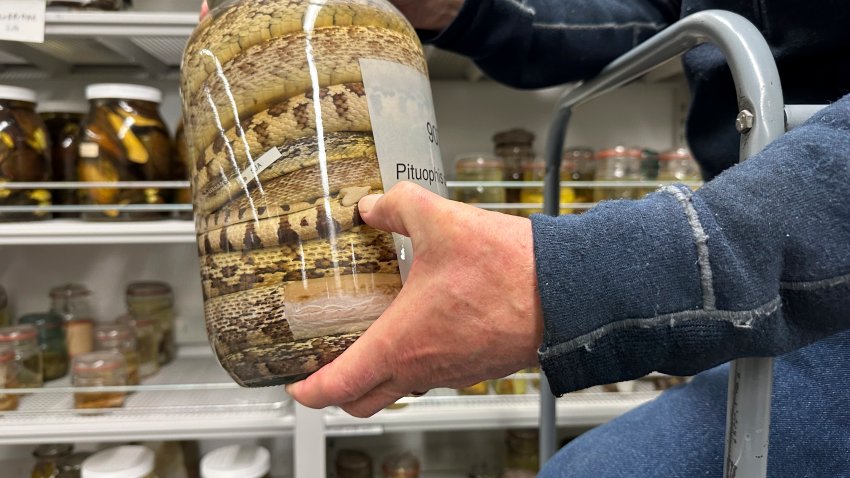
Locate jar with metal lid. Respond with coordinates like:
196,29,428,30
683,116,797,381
493,129,535,212
172,121,193,220
562,147,596,205
72,351,127,410
0,344,19,411
126,281,175,366
659,148,702,182
336,449,373,478
82,446,157,478
94,323,140,385
0,85,52,222
57,452,91,478
118,314,159,378
382,451,420,478
39,101,89,218
49,284,95,358
504,429,538,473
78,84,171,221
453,154,506,205
593,146,643,201
47,0,124,10
32,444,74,478
518,159,577,217
200,445,271,478
0,325,43,388
18,313,68,381
0,285,8,327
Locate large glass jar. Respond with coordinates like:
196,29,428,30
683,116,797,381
172,120,193,220
32,444,74,478
71,351,127,410
47,0,124,10
453,154,506,205
0,325,43,388
49,284,95,358
562,147,596,205
118,314,159,379
182,0,444,386
94,323,140,385
0,85,51,222
659,148,702,182
78,84,171,221
39,101,88,218
200,445,271,478
126,281,175,366
18,312,68,381
336,449,373,478
0,285,8,327
0,345,19,411
593,146,643,201
82,446,157,478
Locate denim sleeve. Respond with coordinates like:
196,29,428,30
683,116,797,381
423,0,680,88
533,95,850,395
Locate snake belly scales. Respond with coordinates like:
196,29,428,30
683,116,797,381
183,0,424,386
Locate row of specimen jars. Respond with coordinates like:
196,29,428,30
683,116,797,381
0,84,192,223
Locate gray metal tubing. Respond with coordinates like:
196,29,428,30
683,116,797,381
538,375,557,461
786,105,826,131
541,10,786,478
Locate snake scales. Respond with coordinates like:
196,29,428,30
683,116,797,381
182,0,423,386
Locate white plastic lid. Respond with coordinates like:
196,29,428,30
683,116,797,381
201,445,271,478
0,85,37,103
82,446,155,478
85,83,162,103
37,100,89,115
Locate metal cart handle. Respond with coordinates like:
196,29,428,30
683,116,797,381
541,10,785,478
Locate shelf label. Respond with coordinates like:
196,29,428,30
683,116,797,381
0,1,46,43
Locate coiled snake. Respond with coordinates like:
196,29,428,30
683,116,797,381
182,0,422,386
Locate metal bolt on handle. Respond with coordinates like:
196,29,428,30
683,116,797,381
736,109,755,133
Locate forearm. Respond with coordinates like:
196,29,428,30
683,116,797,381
534,95,850,394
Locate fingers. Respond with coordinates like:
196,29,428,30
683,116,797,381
358,181,441,237
200,1,209,19
339,382,408,418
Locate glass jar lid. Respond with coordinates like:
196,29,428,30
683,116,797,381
94,323,134,341
34,443,74,459
37,100,89,115
563,147,594,160
0,85,37,103
126,281,173,297
72,351,126,373
49,284,91,300
660,148,693,161
455,153,505,172
201,445,271,478
85,84,163,104
493,128,535,146
0,324,38,342
595,146,642,160
82,446,155,478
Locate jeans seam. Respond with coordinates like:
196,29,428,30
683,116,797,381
779,271,850,291
504,0,535,16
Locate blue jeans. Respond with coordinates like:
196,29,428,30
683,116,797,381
540,330,850,477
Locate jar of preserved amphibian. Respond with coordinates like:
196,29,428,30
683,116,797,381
453,154,506,205
659,148,701,182
0,325,43,388
118,315,159,378
0,345,19,411
72,351,127,410
78,84,170,221
18,312,68,381
49,284,95,358
0,85,51,222
182,0,446,387
82,446,156,478
94,323,140,385
47,0,123,11
382,452,420,478
200,445,271,478
593,146,643,201
336,449,373,478
0,285,8,327
39,101,88,217
32,444,74,478
126,281,175,366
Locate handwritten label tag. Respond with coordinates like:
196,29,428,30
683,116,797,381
239,147,283,184
0,1,47,43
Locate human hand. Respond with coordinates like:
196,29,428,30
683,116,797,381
387,0,464,31
200,1,208,20
286,182,544,417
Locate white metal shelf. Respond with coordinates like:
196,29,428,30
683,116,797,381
0,219,195,245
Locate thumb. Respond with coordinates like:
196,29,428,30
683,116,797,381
358,182,440,238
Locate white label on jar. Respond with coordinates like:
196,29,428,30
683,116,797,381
360,59,447,281
239,147,283,185
79,142,99,158
0,1,46,43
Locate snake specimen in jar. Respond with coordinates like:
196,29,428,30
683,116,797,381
182,0,426,386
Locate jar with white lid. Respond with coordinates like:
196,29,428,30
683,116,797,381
39,100,89,217
82,446,156,478
78,83,171,221
0,85,51,222
200,445,271,478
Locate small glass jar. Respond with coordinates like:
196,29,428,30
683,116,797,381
32,444,74,478
382,452,420,478
518,159,577,217
593,146,643,201
46,0,124,10
0,85,51,222
72,351,127,410
457,381,489,396
493,129,535,212
453,154,506,205
336,450,373,478
505,430,539,473
18,313,68,381
49,284,95,358
78,84,171,221
57,452,91,478
0,345,19,411
0,325,43,388
39,101,88,217
0,285,8,327
82,446,157,478
172,121,193,220
126,281,175,366
94,323,140,385
659,148,702,182
118,315,160,378
200,445,271,478
562,147,596,205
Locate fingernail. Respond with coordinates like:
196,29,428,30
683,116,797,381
285,384,296,396
358,194,381,215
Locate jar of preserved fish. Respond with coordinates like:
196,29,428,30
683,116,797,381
39,101,89,218
18,312,68,381
0,85,51,222
0,325,43,388
78,84,171,221
72,351,127,410
118,314,159,379
94,323,140,385
182,0,446,386
0,345,19,411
